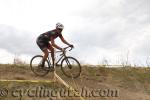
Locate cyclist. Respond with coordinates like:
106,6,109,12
36,23,74,69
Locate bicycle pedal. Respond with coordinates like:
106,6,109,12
49,67,54,72
43,67,50,71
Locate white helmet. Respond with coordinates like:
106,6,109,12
56,23,64,29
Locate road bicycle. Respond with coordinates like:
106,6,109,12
30,46,81,78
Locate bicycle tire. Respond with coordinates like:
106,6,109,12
30,55,50,76
61,56,81,78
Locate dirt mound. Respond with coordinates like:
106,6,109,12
0,64,150,100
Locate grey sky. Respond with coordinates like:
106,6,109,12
0,0,150,65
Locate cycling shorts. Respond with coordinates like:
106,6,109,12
36,35,50,51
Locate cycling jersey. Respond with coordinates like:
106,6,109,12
36,29,62,51
39,29,62,42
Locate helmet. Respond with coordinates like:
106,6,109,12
56,23,64,29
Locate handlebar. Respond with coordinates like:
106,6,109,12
49,46,74,53
64,46,73,51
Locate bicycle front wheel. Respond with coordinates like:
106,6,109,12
30,55,50,76
61,57,81,78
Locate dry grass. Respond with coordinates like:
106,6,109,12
0,64,150,100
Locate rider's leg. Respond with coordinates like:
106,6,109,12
36,39,49,67
41,49,49,67
48,44,55,67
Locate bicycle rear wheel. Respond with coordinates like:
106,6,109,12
30,55,50,76
61,57,81,78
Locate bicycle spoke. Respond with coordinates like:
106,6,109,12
61,57,81,78
30,55,50,76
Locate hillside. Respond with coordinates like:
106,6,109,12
0,64,150,100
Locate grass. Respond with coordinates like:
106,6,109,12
0,64,150,100
0,81,65,100
82,65,150,94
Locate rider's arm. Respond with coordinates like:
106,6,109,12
59,35,72,46
50,37,62,50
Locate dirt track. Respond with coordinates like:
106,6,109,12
0,64,150,100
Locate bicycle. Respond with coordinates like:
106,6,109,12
30,46,81,78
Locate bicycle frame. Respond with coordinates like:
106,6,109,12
30,46,81,78
47,49,68,67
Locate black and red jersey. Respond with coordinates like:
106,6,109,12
39,29,62,42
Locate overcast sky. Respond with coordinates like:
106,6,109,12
0,0,150,66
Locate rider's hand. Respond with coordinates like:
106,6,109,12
69,44,74,48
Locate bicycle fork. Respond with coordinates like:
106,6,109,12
65,58,72,69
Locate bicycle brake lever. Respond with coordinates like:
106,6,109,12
69,47,73,51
